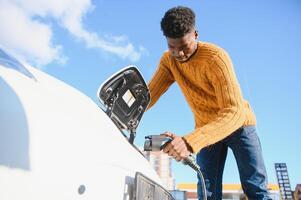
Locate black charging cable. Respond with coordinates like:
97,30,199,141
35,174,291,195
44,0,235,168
182,155,207,200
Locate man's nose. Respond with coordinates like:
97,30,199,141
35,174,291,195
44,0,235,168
174,50,184,57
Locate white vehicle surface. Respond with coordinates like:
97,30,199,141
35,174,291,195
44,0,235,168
0,48,172,200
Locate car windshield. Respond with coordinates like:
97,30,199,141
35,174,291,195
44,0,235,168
0,48,35,80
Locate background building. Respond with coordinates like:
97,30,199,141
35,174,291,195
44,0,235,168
294,184,301,200
143,150,175,190
176,183,280,200
170,190,187,200
274,163,294,199
141,153,297,200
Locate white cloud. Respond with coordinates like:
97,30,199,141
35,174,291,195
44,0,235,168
0,0,144,67
0,1,65,66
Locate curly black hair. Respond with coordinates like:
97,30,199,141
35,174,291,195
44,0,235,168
161,6,195,38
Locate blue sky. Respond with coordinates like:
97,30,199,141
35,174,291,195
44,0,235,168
1,0,300,188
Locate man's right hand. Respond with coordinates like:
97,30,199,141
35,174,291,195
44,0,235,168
161,132,192,161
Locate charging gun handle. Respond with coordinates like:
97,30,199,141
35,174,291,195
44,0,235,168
182,154,200,171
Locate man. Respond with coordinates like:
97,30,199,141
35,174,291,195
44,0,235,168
147,6,271,200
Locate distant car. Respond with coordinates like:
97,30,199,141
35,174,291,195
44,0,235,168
0,48,173,200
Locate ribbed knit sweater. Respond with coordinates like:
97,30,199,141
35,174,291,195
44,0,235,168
148,42,256,153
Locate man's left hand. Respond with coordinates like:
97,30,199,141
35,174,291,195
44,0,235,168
162,132,192,161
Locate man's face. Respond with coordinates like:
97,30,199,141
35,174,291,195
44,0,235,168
166,30,198,62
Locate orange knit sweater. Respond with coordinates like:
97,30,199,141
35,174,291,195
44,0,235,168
147,42,256,153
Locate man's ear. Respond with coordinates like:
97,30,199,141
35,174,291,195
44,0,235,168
195,30,199,39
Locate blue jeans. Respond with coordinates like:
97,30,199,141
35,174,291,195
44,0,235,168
196,126,271,200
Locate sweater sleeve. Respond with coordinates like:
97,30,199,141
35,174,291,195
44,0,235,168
147,54,175,110
183,51,246,153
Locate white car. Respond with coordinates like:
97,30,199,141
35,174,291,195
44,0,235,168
0,48,173,200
